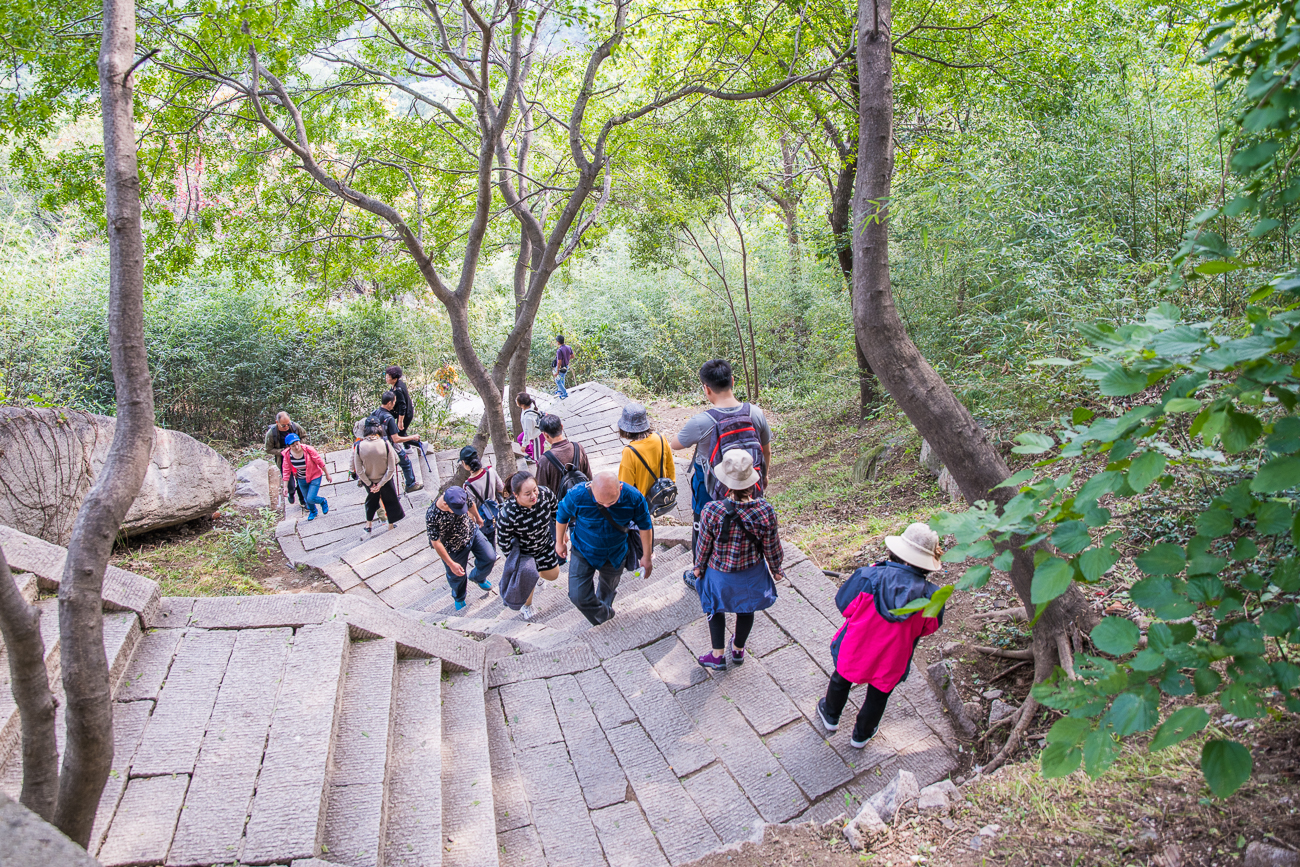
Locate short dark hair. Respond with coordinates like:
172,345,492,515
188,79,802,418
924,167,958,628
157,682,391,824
516,392,535,408
556,334,565,344
385,365,403,380
381,390,396,406
364,420,384,436
699,359,733,392
539,414,563,437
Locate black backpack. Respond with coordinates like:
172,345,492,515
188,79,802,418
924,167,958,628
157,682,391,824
545,442,590,499
706,403,766,500
628,435,678,517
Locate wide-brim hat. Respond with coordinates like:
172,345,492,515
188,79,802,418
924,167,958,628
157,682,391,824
615,403,651,434
714,448,761,490
885,522,942,572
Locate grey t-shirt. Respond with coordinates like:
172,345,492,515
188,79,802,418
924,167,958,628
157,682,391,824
676,403,772,474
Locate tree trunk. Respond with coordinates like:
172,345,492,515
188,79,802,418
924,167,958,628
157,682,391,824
851,0,1089,694
827,126,878,416
53,0,157,844
0,549,58,821
507,231,533,434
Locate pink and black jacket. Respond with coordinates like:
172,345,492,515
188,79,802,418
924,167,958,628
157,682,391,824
830,560,944,692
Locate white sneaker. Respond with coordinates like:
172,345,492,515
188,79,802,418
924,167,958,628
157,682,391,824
520,604,535,621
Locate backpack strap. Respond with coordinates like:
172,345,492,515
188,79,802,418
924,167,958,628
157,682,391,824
596,503,627,534
544,451,567,473
628,439,661,482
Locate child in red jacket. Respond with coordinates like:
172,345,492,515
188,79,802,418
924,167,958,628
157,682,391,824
817,523,945,747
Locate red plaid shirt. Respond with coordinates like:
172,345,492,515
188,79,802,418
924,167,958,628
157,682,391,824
695,498,784,574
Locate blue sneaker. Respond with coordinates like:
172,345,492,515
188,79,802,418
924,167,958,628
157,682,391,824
307,512,318,522
454,599,467,611
321,500,329,515
477,580,493,592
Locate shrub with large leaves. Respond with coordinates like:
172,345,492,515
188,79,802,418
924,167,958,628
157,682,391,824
937,0,1300,798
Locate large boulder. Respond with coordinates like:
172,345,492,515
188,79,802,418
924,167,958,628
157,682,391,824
0,407,235,545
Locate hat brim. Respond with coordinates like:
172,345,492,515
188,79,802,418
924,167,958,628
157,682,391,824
714,466,761,490
885,535,942,572
615,419,651,433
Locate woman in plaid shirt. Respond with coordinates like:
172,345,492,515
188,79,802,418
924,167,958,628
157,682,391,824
689,449,784,670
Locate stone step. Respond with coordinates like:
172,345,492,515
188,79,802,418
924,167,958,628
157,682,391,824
385,658,443,867
441,668,499,867
0,598,63,768
323,638,399,867
242,622,351,864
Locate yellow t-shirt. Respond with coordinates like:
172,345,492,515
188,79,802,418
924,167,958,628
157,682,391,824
618,433,677,500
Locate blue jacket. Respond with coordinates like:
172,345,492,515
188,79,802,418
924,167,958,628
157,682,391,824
556,482,653,569
836,559,943,626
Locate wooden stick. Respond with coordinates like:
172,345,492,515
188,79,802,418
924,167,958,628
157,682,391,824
989,660,1031,682
972,645,1034,660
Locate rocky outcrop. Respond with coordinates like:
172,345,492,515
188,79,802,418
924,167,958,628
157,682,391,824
0,407,234,545
234,458,272,509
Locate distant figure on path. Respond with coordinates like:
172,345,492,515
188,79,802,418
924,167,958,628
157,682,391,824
554,472,653,625
461,444,505,547
671,359,772,558
515,392,545,467
279,433,333,521
496,470,561,621
373,391,423,492
690,449,782,671
616,402,677,516
817,523,945,748
552,334,574,399
354,419,405,537
536,414,591,498
426,486,496,611
385,365,415,435
265,411,306,505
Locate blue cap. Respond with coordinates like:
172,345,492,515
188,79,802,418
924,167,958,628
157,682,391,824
443,486,469,515
283,433,300,446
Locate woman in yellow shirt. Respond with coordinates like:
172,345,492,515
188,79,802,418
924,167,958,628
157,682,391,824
616,403,678,516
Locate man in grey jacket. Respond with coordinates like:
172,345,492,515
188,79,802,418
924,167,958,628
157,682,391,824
265,412,307,505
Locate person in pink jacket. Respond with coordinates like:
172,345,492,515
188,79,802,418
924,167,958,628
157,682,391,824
817,523,945,748
280,433,334,521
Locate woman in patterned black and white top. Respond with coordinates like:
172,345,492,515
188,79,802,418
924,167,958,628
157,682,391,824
496,471,560,617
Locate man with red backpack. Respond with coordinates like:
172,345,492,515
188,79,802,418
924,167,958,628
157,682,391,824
670,359,772,561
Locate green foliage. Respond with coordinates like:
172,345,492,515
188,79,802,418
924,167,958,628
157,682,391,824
936,0,1300,798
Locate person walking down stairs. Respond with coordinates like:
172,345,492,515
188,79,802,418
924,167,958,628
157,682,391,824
616,402,678,517
688,449,783,671
555,472,654,626
461,445,505,547
426,486,496,611
536,414,591,497
515,392,546,469
354,419,405,538
279,433,333,521
817,522,946,749
496,470,561,621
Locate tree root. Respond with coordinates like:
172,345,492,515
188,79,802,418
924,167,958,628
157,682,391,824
980,695,1040,775
971,645,1034,660
971,605,1028,623
989,660,1031,683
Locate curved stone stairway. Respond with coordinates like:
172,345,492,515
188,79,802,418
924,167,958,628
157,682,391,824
0,382,958,867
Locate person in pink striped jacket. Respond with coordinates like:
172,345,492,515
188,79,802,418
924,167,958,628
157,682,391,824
280,433,334,521
817,523,946,748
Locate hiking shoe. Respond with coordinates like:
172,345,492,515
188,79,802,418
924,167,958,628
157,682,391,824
321,500,329,515
729,637,745,666
454,599,467,611
849,732,875,749
682,570,698,591
520,603,535,621
407,483,424,493
697,652,727,671
816,698,840,733
477,580,493,592
361,526,373,540
307,512,318,522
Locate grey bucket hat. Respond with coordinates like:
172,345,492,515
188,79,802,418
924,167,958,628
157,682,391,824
616,403,652,434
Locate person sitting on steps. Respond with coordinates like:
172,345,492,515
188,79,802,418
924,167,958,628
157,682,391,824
373,390,423,492
554,472,653,626
425,486,495,612
690,449,783,671
354,419,405,538
817,522,946,748
536,413,591,495
279,433,333,521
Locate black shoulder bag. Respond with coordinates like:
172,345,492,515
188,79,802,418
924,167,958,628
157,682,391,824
629,435,679,517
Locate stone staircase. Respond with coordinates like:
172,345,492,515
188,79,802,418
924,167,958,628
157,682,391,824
0,382,961,867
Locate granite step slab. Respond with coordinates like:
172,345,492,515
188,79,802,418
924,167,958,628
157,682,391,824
98,773,191,867
385,658,444,867
89,699,154,858
512,739,606,866
602,649,712,778
546,674,628,810
441,669,499,867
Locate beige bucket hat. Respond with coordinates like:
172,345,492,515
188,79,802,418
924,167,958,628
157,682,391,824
885,522,942,572
714,448,761,491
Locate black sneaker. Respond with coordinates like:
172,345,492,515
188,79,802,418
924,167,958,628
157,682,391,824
683,570,698,592
816,698,840,733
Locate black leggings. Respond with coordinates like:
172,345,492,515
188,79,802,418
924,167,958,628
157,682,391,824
708,612,754,650
824,671,893,741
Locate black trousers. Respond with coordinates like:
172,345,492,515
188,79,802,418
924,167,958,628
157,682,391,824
364,478,405,524
823,671,893,741
275,452,296,503
708,612,754,650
